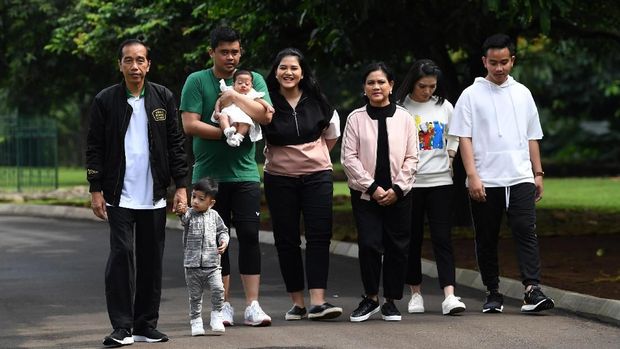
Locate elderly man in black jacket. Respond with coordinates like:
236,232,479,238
86,38,188,348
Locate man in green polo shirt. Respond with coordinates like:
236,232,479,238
180,26,273,327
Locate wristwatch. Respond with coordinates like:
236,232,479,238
534,171,545,177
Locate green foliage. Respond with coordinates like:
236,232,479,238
2,0,620,166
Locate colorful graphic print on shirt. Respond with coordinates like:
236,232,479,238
415,115,445,150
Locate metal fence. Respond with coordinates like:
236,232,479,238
0,118,58,192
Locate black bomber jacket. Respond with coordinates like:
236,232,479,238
86,81,188,206
263,91,333,146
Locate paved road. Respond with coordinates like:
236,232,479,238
0,216,618,349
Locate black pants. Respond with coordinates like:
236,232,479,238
351,189,412,300
105,206,166,331
470,182,541,290
214,181,261,276
264,171,333,292
406,185,456,289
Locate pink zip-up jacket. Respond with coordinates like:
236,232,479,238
341,104,419,201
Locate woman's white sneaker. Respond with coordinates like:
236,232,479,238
442,294,466,315
221,302,234,326
244,300,272,326
408,292,425,313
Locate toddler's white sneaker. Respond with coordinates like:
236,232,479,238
210,310,225,334
190,317,205,336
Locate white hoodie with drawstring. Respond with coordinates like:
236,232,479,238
449,76,543,188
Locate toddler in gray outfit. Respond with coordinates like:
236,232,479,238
177,177,229,336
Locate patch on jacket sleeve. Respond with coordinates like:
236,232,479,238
152,108,167,121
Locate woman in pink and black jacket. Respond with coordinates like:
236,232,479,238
341,62,419,323
263,48,343,322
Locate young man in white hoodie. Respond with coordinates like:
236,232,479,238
449,34,555,314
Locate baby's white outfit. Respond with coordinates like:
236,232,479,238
211,79,264,142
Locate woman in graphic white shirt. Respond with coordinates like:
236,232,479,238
395,59,466,315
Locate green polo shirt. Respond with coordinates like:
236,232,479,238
180,68,271,183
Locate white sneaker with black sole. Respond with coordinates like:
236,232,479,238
442,294,466,315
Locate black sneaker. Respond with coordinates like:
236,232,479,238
350,296,380,322
132,328,169,343
521,285,555,312
103,328,133,348
381,300,402,321
285,305,307,320
482,290,504,313
308,302,343,320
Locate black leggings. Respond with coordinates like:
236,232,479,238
264,170,333,292
213,181,262,276
406,185,456,289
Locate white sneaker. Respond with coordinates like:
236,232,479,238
221,302,234,326
244,300,272,326
442,294,466,315
190,318,205,336
408,292,425,313
223,126,236,138
210,310,225,334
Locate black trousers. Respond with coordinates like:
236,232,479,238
406,185,456,289
264,171,333,292
214,181,261,276
105,206,166,331
351,190,412,300
470,182,541,291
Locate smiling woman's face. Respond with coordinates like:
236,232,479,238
275,55,303,92
364,69,393,107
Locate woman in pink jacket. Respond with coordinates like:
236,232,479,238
341,62,419,322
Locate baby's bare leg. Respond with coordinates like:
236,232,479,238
235,122,250,136
218,113,231,130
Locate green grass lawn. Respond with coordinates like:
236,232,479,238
334,178,620,213
18,168,619,213
57,167,86,187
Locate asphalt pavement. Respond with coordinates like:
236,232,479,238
0,208,618,349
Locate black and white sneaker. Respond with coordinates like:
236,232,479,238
350,296,380,322
381,300,402,321
132,328,169,343
285,305,307,320
103,328,133,347
521,285,555,312
308,302,343,320
482,290,504,313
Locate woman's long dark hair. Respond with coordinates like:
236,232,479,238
266,48,332,115
395,59,445,106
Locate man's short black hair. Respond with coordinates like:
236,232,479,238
193,177,218,197
210,26,240,49
117,38,150,60
482,34,516,57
